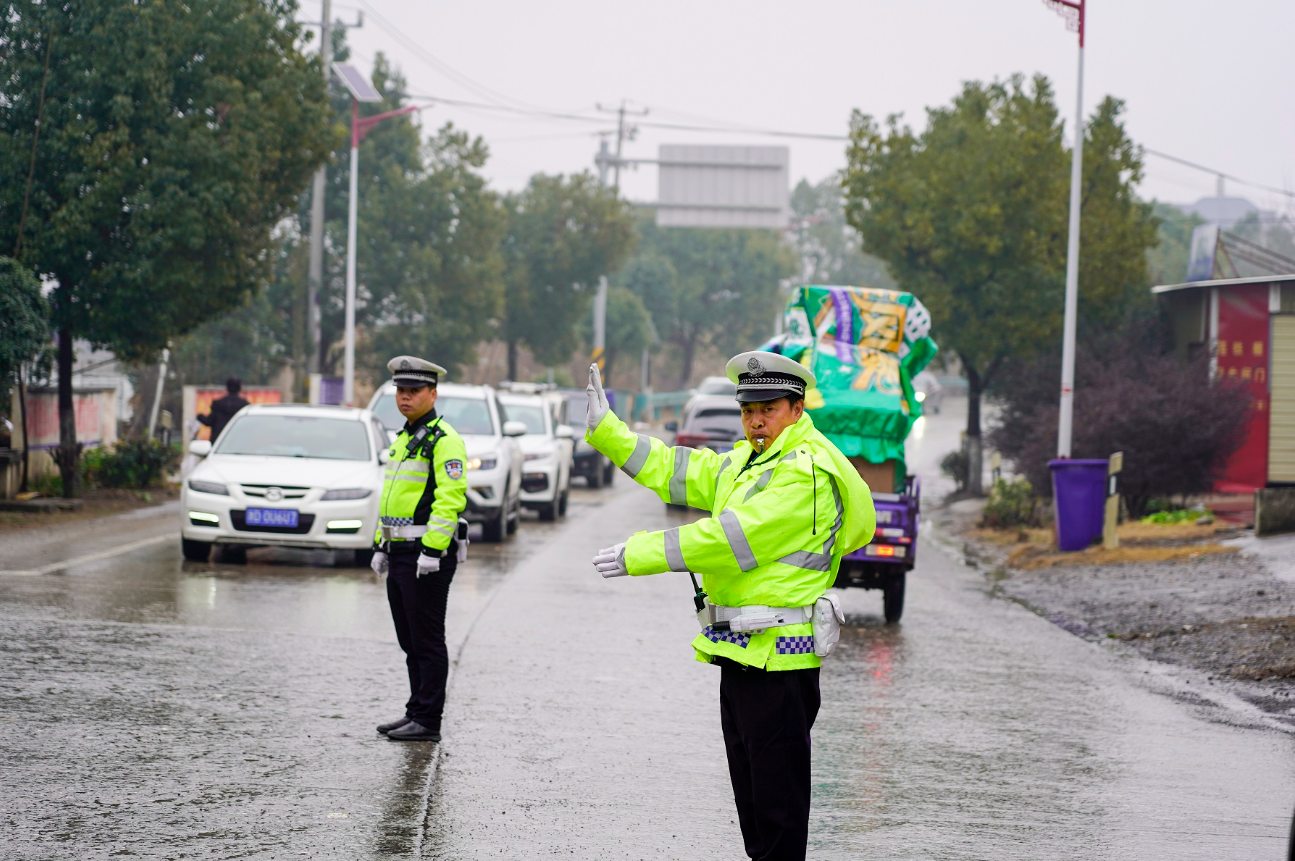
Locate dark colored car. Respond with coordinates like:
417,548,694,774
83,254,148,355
670,395,744,454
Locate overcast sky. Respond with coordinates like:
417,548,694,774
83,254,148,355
319,0,1294,215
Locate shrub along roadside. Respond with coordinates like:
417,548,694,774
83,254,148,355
81,439,179,489
988,344,1250,519
981,477,1046,528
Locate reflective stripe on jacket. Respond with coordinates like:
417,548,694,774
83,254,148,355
375,411,468,552
588,409,875,670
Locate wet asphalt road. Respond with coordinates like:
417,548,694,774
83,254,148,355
2,404,1293,859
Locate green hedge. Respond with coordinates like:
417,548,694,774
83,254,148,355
82,439,179,489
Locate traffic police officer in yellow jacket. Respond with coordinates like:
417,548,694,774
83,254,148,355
588,351,875,861
370,356,468,742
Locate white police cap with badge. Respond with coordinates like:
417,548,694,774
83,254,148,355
725,350,817,404
387,355,447,388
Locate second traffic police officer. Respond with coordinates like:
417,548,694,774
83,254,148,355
370,356,468,742
587,351,875,861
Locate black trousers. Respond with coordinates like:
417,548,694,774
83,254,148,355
719,661,821,861
385,550,456,731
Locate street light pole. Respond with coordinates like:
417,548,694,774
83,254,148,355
1046,0,1085,459
331,63,420,406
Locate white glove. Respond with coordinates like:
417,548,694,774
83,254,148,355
416,551,441,577
587,364,610,430
370,551,388,576
592,543,628,578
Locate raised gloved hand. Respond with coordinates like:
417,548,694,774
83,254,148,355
416,549,442,577
592,543,628,578
370,551,388,576
587,364,610,431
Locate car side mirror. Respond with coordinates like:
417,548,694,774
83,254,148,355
378,449,391,464
664,421,678,433
189,440,212,457
555,424,575,439
503,420,527,437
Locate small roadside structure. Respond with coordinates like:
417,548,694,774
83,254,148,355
1152,274,1295,534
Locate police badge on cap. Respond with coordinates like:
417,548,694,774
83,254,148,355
724,351,816,404
387,356,447,388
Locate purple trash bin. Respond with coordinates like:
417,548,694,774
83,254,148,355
1048,459,1109,551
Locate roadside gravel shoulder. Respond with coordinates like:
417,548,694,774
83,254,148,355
930,499,1295,728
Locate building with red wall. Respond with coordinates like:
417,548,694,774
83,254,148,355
1153,274,1295,492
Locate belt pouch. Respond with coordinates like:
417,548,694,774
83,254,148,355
812,594,845,657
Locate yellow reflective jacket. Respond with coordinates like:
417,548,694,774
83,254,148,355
588,410,875,670
375,410,468,553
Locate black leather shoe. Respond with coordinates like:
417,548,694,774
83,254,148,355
386,720,440,742
377,716,412,735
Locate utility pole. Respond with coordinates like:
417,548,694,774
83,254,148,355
595,101,648,192
1045,0,1085,459
304,5,362,401
590,101,646,383
591,275,608,375
306,0,332,389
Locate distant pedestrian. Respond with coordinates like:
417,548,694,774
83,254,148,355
197,377,249,442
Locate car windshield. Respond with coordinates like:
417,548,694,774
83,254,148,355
686,408,743,438
502,403,547,435
698,378,736,396
215,415,371,460
438,395,496,435
372,392,497,436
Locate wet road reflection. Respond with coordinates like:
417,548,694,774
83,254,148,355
3,413,1293,858
0,492,600,859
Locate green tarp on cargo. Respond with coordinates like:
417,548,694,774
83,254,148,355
777,285,938,472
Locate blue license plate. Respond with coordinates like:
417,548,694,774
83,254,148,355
245,507,299,528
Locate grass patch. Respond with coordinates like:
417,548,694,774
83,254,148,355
1006,542,1238,570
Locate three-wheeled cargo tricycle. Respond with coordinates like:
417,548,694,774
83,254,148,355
763,284,938,623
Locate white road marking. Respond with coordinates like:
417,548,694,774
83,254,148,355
0,534,171,577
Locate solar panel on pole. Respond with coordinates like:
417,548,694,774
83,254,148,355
332,63,382,103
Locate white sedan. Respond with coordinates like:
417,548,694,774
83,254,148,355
180,404,387,564
497,391,574,521
367,382,525,543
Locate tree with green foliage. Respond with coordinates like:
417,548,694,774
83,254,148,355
619,216,797,388
170,51,506,392
1,0,336,496
501,173,636,380
843,75,1157,494
788,177,895,290
0,257,48,397
1145,203,1203,288
348,122,506,377
578,285,654,388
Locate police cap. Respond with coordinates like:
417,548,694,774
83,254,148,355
387,356,446,388
725,350,816,404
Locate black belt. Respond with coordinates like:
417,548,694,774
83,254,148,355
713,656,767,672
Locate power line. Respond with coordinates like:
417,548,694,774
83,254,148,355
404,92,849,141
1143,149,1294,200
338,7,1291,196
351,0,581,116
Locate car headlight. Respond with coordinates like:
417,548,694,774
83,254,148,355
467,455,498,471
524,450,555,462
188,479,229,496
915,391,927,402
321,488,372,500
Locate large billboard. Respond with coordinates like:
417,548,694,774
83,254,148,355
655,145,789,229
